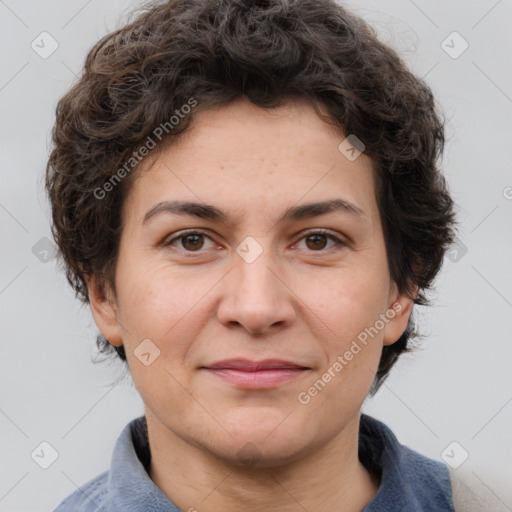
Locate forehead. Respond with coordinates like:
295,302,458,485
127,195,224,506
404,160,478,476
123,97,379,227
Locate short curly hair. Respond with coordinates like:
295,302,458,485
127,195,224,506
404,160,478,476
45,0,456,395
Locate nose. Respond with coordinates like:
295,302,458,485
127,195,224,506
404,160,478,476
216,242,297,335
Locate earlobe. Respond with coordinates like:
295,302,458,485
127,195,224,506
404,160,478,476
85,275,123,347
382,285,417,346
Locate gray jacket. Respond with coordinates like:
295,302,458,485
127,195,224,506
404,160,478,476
53,414,509,511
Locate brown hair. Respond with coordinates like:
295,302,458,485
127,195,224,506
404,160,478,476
45,0,456,395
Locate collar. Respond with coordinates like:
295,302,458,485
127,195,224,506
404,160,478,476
105,413,454,511
359,413,455,511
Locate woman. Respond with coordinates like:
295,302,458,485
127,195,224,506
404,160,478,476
46,0,495,510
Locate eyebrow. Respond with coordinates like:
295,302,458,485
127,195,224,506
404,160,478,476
142,198,367,225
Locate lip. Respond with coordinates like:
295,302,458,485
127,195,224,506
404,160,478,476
203,358,309,371
200,358,311,389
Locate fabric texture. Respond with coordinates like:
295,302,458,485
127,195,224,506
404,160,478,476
54,413,457,511
358,415,455,511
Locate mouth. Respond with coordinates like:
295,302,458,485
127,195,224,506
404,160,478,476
200,358,311,389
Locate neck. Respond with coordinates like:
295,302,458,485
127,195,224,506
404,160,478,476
146,411,379,512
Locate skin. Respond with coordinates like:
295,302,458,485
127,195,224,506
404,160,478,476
88,97,415,512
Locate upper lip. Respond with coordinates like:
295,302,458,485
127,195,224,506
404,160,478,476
201,358,309,371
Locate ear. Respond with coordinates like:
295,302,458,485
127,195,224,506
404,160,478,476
382,283,417,346
85,275,123,347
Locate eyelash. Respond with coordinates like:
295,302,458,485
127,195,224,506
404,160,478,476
164,229,347,255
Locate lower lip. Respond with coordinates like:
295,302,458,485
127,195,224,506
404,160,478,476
202,368,309,389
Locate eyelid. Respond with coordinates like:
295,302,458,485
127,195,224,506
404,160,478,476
292,228,348,251
163,229,218,249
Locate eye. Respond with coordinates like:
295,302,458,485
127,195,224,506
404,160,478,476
294,230,346,252
164,229,347,254
165,230,215,252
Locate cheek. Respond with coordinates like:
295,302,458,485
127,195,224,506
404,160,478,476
300,279,386,421
307,262,390,334
114,263,205,416
300,261,390,390
115,260,204,349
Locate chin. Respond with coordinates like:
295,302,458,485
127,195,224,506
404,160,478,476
216,437,309,470
202,416,313,468
218,405,297,438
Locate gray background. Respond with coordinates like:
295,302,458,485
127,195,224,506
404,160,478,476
1,0,511,510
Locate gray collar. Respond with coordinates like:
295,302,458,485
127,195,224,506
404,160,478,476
101,413,455,511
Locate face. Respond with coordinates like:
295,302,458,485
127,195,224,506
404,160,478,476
89,97,413,467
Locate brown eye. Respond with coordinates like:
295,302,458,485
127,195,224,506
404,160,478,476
305,234,328,250
165,230,215,252
295,230,346,253
181,234,204,251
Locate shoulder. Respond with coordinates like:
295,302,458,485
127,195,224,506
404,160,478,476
360,414,455,511
393,441,456,507
360,414,511,512
53,470,109,512
360,414,452,488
